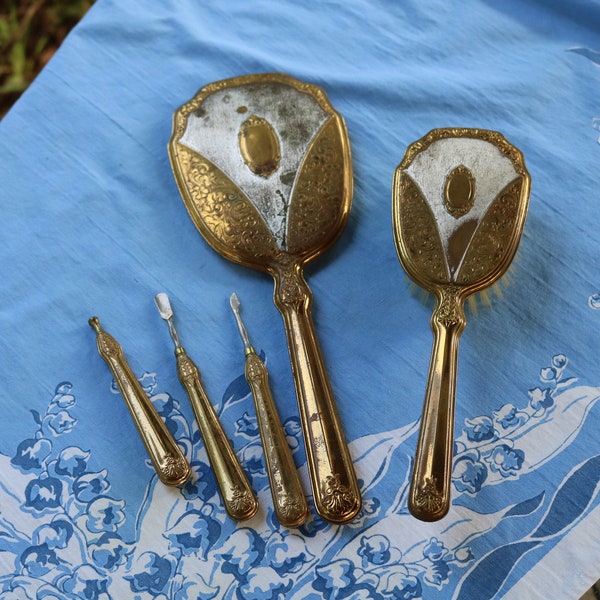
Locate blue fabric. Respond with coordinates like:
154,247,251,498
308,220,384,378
1,0,600,598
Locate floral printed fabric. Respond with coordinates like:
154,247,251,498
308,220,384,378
1,0,600,598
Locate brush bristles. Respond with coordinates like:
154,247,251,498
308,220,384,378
405,260,517,316
467,295,479,317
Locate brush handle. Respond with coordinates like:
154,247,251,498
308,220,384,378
89,317,191,487
273,264,361,524
245,351,309,527
176,348,258,521
408,287,466,521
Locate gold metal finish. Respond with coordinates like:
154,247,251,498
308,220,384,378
230,292,309,527
175,347,258,520
444,165,475,218
238,115,281,178
154,294,258,521
169,73,361,523
88,317,191,487
392,128,530,521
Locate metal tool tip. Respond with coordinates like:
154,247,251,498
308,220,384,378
230,292,253,351
154,293,173,320
229,292,240,311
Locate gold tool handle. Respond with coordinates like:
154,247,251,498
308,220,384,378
245,352,309,527
408,290,466,521
175,348,258,521
273,266,361,524
88,317,191,487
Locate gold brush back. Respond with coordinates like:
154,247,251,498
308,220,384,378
394,128,530,293
393,128,530,521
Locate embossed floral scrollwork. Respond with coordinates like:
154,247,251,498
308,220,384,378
176,353,199,384
286,118,346,255
278,495,309,523
279,273,305,306
95,330,122,360
175,145,279,263
413,477,444,514
321,474,359,518
161,454,190,481
230,486,257,515
245,354,265,384
433,286,465,329
273,260,312,309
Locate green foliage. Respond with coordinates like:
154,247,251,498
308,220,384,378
0,0,94,117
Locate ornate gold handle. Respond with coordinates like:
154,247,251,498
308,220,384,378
272,265,361,524
175,348,258,521
89,317,191,487
245,352,309,527
408,288,466,521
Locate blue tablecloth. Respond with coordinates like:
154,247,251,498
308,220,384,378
1,1,600,598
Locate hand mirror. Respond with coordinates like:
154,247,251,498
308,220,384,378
168,73,361,523
393,128,530,521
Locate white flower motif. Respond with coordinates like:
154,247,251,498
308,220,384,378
85,497,126,533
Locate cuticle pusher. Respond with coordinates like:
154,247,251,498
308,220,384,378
154,293,258,521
